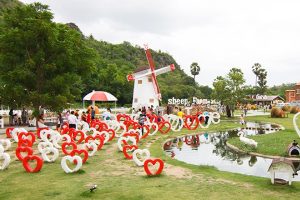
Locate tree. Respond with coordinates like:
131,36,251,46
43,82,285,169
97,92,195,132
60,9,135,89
190,62,200,82
251,63,267,95
0,3,95,112
252,63,261,87
212,68,245,117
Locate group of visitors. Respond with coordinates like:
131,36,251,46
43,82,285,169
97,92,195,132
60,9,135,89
9,108,29,126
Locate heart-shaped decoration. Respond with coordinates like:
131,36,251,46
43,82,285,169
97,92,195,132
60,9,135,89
0,139,11,151
96,131,110,144
105,129,115,141
22,155,43,173
37,127,49,138
18,132,36,145
122,132,140,143
61,142,77,155
147,123,159,136
38,142,54,153
0,153,10,170
70,149,88,164
51,134,62,149
117,136,137,151
133,149,150,166
72,130,86,144
198,112,212,129
158,121,171,134
41,147,59,162
5,127,14,138
61,155,82,173
184,115,200,130
0,145,4,155
40,129,55,143
140,125,150,139
82,142,97,157
11,128,26,142
16,146,33,161
143,158,164,176
85,135,104,150
122,145,138,159
166,115,183,132
17,138,33,147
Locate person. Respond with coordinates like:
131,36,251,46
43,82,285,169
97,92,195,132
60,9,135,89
68,111,77,129
21,108,28,125
102,108,111,120
74,109,79,119
56,112,63,131
81,111,87,122
243,107,248,116
9,109,14,126
138,110,146,135
240,114,245,125
91,107,95,120
177,108,184,126
37,114,47,128
146,107,152,115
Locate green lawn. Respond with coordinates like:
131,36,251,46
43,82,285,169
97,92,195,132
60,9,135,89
0,115,299,200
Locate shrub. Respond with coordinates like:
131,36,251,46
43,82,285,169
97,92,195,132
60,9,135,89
290,106,300,114
271,107,284,118
282,105,291,112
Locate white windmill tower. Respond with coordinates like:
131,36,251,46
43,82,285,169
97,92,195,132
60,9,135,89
127,46,175,109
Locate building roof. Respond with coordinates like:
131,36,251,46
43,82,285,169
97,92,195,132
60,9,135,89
267,157,296,172
252,95,284,102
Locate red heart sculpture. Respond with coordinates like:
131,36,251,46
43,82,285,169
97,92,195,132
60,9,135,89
140,125,150,139
16,146,33,161
144,158,164,176
105,129,115,141
62,142,77,155
36,127,49,138
61,127,69,135
5,127,14,138
22,155,43,173
122,145,138,159
18,132,36,145
18,138,33,147
72,130,85,144
70,149,89,164
158,121,171,134
85,135,104,150
184,115,200,130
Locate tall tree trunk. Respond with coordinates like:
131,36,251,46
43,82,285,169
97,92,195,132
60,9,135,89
226,105,232,118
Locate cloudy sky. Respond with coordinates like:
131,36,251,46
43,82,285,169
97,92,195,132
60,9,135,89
20,0,300,86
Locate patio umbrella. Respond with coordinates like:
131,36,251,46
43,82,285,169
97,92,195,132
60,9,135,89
83,90,118,112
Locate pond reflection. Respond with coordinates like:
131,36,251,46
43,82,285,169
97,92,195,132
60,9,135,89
164,131,300,181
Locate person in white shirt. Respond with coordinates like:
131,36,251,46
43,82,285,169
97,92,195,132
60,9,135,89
68,111,78,129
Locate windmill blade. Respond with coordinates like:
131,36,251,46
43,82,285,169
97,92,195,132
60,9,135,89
127,64,175,81
145,48,161,100
154,64,175,76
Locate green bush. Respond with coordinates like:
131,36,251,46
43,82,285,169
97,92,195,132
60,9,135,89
282,105,291,112
290,106,300,114
271,107,284,118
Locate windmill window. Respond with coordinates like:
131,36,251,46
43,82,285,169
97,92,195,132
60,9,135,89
148,77,152,82
134,98,138,103
297,89,300,94
138,80,142,84
149,99,154,103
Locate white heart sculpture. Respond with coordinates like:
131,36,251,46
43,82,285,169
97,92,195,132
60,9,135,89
293,112,300,138
210,112,221,124
106,120,120,132
78,121,90,133
82,142,97,157
41,147,59,162
115,123,127,138
168,114,184,132
147,123,159,136
61,155,82,173
0,144,4,154
51,134,62,149
38,142,54,153
0,153,10,170
126,129,143,139
117,136,137,151
133,149,151,166
0,139,11,151
40,129,55,143
11,128,27,142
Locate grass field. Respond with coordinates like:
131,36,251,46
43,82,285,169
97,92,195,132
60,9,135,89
0,115,300,200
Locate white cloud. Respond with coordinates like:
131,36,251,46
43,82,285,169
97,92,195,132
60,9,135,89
20,0,300,87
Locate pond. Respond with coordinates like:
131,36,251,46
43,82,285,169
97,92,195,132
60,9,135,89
164,128,300,181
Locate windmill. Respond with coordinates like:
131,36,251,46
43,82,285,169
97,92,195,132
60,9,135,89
127,45,175,109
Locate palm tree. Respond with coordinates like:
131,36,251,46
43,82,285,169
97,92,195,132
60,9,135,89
190,62,200,82
252,63,261,87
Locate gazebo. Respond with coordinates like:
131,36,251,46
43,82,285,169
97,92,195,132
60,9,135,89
83,90,118,111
